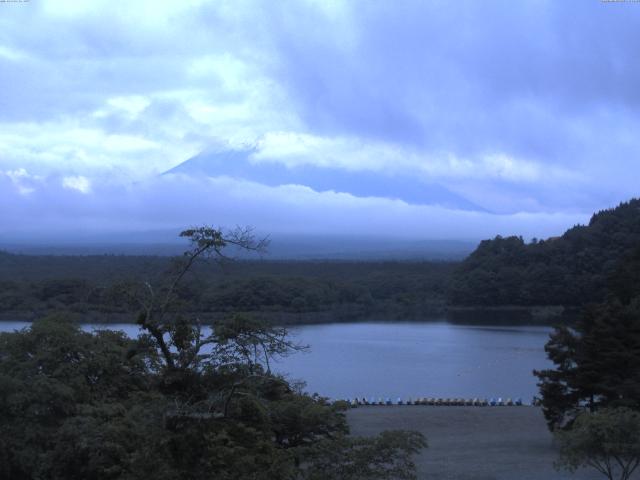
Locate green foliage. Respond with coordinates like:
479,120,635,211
0,256,454,323
534,246,640,430
0,315,425,480
449,199,640,306
0,227,426,479
0,315,160,480
555,408,640,480
300,430,427,480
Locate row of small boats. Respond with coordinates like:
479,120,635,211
346,397,524,407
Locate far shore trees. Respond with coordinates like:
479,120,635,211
449,199,640,308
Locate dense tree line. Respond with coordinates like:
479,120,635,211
449,199,640,307
0,254,454,323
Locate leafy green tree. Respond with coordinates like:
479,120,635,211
534,247,640,430
555,408,640,480
0,226,426,480
0,315,160,480
534,300,640,429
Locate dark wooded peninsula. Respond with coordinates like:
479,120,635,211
2,199,640,325
449,198,640,308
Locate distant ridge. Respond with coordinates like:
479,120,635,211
163,148,487,212
449,198,640,307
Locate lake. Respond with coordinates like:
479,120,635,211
0,321,552,402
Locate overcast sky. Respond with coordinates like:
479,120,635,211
1,0,639,243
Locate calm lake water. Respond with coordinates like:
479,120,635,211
0,321,552,401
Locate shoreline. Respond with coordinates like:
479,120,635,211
0,305,572,326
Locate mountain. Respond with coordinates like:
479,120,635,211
163,148,487,211
448,198,640,307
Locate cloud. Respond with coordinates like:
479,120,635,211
2,168,40,195
254,132,581,182
259,1,640,205
62,175,91,194
0,0,638,240
0,45,29,62
0,171,588,244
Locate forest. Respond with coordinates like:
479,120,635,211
0,253,454,324
1,199,639,325
448,199,640,307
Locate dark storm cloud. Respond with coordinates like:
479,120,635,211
266,1,640,153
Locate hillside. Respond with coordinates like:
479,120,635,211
448,199,640,307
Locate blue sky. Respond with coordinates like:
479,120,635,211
1,1,639,242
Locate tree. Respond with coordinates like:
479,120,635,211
0,226,427,480
534,247,640,430
449,198,640,308
131,226,270,374
0,315,159,480
300,430,426,480
555,408,640,480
